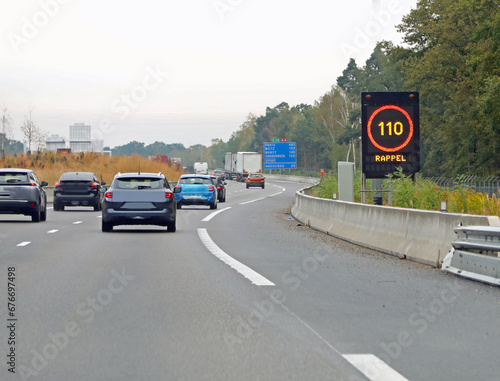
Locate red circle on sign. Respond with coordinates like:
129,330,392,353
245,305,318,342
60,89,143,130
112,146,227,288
367,105,414,152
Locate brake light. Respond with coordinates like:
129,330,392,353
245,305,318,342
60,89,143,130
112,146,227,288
55,181,61,187
30,182,36,186
91,182,99,188
217,186,221,190
105,191,113,198
208,185,215,192
165,192,173,198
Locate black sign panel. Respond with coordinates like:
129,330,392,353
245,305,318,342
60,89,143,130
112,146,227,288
361,92,420,178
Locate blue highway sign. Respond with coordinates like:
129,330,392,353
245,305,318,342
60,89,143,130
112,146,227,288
264,142,297,169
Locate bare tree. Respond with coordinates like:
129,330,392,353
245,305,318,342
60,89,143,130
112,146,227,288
20,108,46,155
1,106,13,158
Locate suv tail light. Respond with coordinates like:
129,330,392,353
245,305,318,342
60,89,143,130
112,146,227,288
165,192,173,198
217,186,221,190
91,182,99,188
105,191,113,199
55,181,61,187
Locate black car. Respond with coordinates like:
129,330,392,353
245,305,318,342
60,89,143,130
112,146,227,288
0,168,48,222
210,175,227,202
101,172,180,232
54,172,105,211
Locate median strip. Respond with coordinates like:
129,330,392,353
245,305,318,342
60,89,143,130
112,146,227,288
197,228,275,286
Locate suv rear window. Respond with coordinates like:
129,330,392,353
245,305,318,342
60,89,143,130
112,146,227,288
0,173,29,184
115,177,163,190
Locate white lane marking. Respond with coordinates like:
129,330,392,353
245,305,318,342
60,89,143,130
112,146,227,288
47,230,59,234
17,242,31,247
343,354,409,381
202,207,232,222
97,215,102,219
197,228,275,286
73,221,83,225
239,197,265,205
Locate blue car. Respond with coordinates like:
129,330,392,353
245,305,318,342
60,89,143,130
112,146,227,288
175,174,217,209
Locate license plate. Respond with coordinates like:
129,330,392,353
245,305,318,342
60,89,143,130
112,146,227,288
184,195,201,199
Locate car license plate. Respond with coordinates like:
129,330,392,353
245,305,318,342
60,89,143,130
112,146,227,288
184,195,200,199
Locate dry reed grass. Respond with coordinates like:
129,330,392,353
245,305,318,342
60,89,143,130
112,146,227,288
0,152,184,185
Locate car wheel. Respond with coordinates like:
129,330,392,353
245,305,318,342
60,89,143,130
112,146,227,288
40,206,47,221
210,201,217,209
31,207,41,222
177,203,182,209
102,221,113,232
94,203,101,211
262,184,265,189
54,203,62,211
246,184,249,189
167,220,176,232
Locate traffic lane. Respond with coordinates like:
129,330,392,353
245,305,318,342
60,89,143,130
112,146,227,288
0,207,105,257
1,195,366,380
205,190,500,381
222,179,287,204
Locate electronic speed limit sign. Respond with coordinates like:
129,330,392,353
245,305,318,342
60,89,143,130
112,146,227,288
361,92,420,178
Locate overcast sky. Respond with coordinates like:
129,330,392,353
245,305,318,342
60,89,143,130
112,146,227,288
1,0,417,149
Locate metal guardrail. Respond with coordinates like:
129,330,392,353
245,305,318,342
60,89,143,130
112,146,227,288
442,225,500,286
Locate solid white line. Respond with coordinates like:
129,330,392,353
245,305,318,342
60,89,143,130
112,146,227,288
17,242,31,247
197,228,275,286
73,221,83,225
202,207,232,222
343,354,409,381
47,230,59,234
239,197,265,205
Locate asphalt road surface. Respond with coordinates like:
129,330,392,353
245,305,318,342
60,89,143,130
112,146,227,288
0,179,498,381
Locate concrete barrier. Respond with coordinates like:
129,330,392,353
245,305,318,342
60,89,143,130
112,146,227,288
291,184,500,267
264,174,320,185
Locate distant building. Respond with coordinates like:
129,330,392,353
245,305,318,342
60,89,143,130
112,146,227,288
46,134,66,152
68,123,104,153
69,123,92,152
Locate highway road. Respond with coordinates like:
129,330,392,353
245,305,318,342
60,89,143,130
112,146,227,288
0,179,499,381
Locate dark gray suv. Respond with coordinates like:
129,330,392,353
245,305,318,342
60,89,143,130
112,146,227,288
101,172,180,232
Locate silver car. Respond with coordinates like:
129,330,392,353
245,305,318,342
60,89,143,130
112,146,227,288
101,172,180,232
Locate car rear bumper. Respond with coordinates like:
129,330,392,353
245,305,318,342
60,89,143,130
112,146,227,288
54,194,100,206
176,194,215,206
247,182,264,187
102,208,176,226
0,200,39,215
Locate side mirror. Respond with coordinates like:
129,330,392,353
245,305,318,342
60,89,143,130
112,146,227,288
41,181,48,187
101,181,106,186
224,182,227,185
173,187,181,193
99,187,107,193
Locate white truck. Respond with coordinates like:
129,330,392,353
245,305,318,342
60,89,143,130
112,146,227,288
224,152,237,180
194,162,208,175
235,152,262,182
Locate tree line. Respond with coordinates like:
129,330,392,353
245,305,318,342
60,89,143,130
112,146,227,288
208,0,500,176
